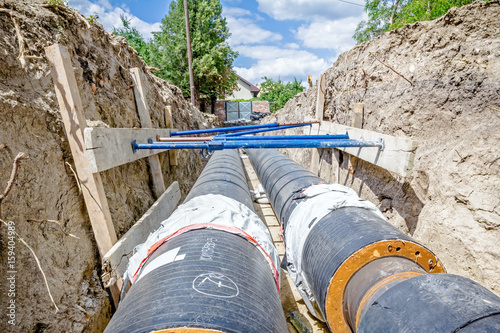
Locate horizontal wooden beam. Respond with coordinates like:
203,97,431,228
102,181,181,287
305,121,417,178
84,127,174,173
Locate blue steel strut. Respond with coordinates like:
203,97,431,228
132,137,384,154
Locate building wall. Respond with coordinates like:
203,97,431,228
226,79,254,100
215,101,225,121
252,101,270,113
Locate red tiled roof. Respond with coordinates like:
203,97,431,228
236,74,260,93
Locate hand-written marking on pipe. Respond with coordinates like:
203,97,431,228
199,237,217,261
192,272,239,298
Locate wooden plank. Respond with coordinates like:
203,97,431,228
102,181,181,287
310,73,327,176
304,121,418,178
351,103,364,128
165,105,173,128
84,127,172,173
348,103,364,175
45,44,117,257
130,67,166,197
315,73,326,120
268,225,283,243
165,105,179,166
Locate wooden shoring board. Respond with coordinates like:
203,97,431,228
45,44,122,304
304,121,418,178
84,127,172,173
165,105,178,166
348,103,364,175
130,67,166,198
239,152,328,332
310,73,326,176
45,44,117,256
102,181,180,287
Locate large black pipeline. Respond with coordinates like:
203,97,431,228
247,148,500,333
105,149,288,333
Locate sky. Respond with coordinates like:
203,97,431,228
67,0,366,86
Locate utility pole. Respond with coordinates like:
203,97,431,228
183,0,196,106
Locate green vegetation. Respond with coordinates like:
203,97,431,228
114,0,238,107
46,0,68,7
257,77,305,112
113,16,157,65
86,12,99,25
354,0,480,43
228,77,305,112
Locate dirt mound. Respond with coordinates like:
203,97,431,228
267,0,500,295
0,1,217,332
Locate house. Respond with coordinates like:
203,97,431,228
203,75,269,121
226,74,260,100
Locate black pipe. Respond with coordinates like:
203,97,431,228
184,149,254,209
105,149,288,333
356,273,500,332
247,148,500,333
248,149,322,225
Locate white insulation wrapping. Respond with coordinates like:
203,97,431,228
285,184,386,320
126,194,280,284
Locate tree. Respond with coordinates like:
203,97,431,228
354,0,479,44
392,0,476,29
154,0,238,109
113,15,157,65
353,0,395,44
258,77,305,112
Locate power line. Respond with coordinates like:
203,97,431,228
338,0,365,7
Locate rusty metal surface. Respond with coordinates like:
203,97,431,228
156,135,214,142
344,257,426,330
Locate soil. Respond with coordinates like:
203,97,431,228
0,0,499,332
0,1,218,332
264,0,500,298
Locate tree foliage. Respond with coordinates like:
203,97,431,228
257,77,305,112
114,0,238,106
113,15,157,65
354,0,479,44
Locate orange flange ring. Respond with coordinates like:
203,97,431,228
153,328,224,333
324,240,445,333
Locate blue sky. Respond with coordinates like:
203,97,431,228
68,0,366,85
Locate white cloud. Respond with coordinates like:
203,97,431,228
295,16,361,52
286,42,300,49
234,45,330,84
224,7,252,17
68,0,161,39
224,7,282,46
226,17,282,46
257,0,363,21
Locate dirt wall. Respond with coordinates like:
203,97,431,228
266,0,500,295
0,1,217,332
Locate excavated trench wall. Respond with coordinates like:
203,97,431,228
265,0,500,296
0,1,217,332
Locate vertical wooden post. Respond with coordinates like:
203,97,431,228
130,68,166,198
45,44,117,256
45,44,121,305
315,74,326,121
310,73,326,176
165,105,173,129
348,103,364,175
165,105,178,166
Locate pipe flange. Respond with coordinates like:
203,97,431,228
153,328,225,333
325,240,445,332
